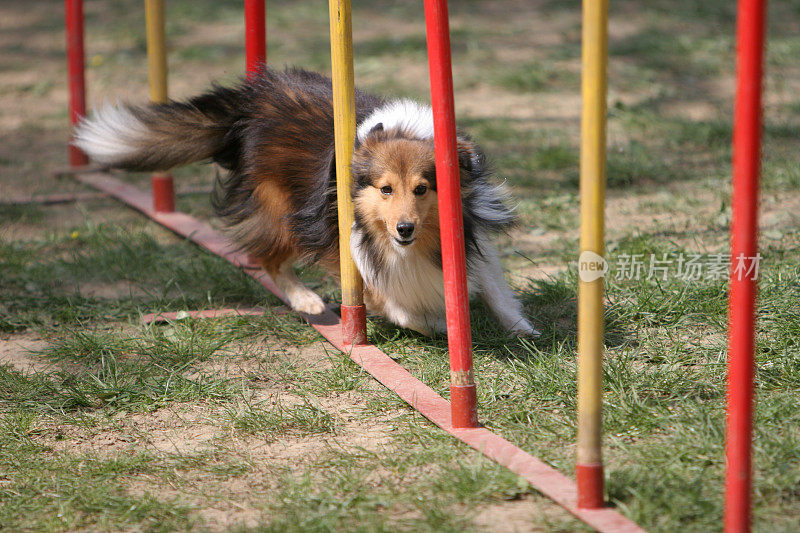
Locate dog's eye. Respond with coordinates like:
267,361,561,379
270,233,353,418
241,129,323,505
380,185,392,195
413,185,427,196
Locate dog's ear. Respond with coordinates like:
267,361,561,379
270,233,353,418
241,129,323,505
350,147,373,191
456,138,483,176
354,122,383,150
327,147,339,185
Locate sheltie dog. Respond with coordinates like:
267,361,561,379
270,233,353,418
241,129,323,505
75,67,536,336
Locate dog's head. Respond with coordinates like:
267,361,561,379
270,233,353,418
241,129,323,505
351,124,481,253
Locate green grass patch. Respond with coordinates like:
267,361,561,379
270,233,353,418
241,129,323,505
0,222,277,330
0,415,195,531
225,398,336,438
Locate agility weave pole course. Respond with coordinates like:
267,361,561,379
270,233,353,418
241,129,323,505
55,0,776,531
4,0,792,530
57,0,774,531
62,0,645,530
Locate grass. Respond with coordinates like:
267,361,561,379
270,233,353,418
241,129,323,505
250,424,565,533
491,61,579,94
357,233,800,530
225,398,337,438
2,0,800,530
0,414,196,531
0,221,284,331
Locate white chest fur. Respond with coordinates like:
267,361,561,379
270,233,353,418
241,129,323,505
350,225,482,333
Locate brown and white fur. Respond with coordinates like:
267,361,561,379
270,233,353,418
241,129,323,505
74,67,536,336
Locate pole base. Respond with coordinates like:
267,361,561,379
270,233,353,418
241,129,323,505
151,173,175,213
450,383,478,428
576,462,605,508
69,145,89,167
341,304,367,346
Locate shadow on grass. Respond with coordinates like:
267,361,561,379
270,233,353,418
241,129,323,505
515,275,633,352
364,273,634,363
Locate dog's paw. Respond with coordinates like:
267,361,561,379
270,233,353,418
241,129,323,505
510,319,541,338
287,288,327,315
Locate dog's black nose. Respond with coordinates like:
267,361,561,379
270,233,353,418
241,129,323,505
396,222,415,239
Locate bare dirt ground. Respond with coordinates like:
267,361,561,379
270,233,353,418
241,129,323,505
1,326,579,531
0,333,52,373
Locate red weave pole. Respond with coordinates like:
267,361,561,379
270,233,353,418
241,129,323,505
243,0,263,270
245,0,266,76
424,0,477,429
65,0,89,167
243,0,265,267
724,0,766,531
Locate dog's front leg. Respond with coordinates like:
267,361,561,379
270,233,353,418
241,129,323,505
475,245,539,336
261,256,327,315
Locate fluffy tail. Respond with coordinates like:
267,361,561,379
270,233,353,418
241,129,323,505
73,85,247,172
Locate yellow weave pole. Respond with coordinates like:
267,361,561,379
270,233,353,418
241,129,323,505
144,0,174,212
145,0,168,103
328,0,366,344
576,0,609,509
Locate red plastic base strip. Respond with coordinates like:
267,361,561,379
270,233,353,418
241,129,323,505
74,171,645,533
